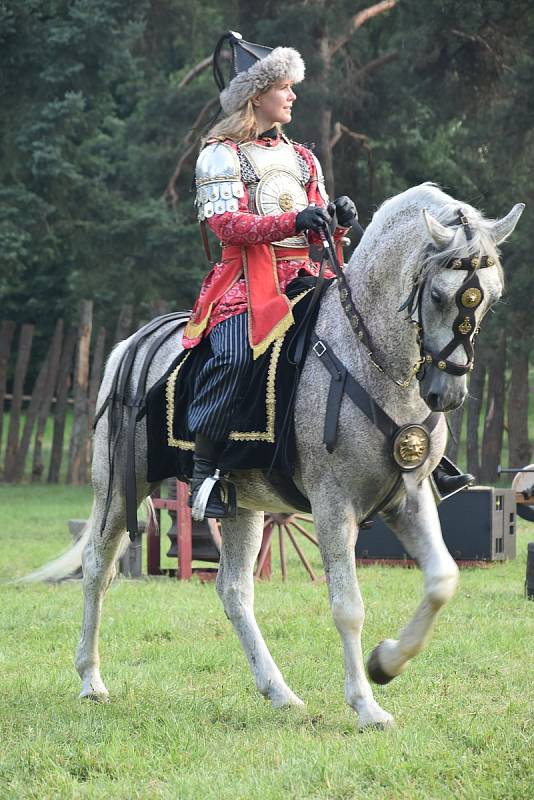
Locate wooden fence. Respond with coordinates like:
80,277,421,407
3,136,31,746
0,301,134,484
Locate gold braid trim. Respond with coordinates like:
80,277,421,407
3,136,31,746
166,352,194,449
182,303,213,340
166,289,311,449
228,335,282,442
251,306,294,360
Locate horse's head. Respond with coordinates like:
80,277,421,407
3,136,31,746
412,202,524,412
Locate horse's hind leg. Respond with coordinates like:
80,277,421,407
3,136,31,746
75,491,128,701
216,509,304,708
312,500,394,729
367,478,459,685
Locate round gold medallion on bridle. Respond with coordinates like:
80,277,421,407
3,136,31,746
393,424,430,471
461,287,482,308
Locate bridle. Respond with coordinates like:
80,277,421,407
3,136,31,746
321,209,497,389
401,210,496,381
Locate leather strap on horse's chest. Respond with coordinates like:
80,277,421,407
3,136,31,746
310,333,441,457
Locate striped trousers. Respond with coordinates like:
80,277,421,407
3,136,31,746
187,312,252,441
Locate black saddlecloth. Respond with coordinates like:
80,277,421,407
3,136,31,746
145,277,332,483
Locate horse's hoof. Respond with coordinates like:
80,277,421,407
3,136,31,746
358,714,395,731
79,680,109,702
80,691,109,703
367,643,395,685
269,690,305,709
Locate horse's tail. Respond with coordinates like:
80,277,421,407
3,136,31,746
13,504,96,584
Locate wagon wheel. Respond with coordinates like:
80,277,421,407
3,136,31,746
512,464,534,523
254,513,321,582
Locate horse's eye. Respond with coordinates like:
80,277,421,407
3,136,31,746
430,288,442,304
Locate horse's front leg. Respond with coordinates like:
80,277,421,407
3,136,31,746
216,509,304,708
313,502,394,729
367,478,459,684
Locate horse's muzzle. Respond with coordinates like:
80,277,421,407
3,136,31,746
420,368,467,412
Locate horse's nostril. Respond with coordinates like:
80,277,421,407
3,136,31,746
427,393,441,410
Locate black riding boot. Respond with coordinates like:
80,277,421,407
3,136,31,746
433,465,475,497
189,434,235,520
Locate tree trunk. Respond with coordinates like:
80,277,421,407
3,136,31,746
67,301,93,484
32,319,64,481
507,336,531,469
114,304,134,344
466,358,486,478
48,326,77,483
317,32,335,196
445,404,464,463
4,324,34,481
480,331,506,483
0,320,16,455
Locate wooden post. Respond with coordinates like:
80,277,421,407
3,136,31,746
146,488,162,575
12,354,49,482
31,319,63,481
67,301,93,484
176,480,192,579
0,320,16,455
48,326,77,483
4,323,34,481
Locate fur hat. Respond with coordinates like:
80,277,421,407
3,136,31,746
213,33,305,115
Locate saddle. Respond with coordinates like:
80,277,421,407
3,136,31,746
145,278,330,515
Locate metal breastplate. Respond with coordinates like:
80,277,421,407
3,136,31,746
238,141,309,248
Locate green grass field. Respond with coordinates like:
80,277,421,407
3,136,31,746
0,485,532,798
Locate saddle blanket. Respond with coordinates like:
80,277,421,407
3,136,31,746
145,278,331,484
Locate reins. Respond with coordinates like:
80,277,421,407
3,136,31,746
320,210,496,388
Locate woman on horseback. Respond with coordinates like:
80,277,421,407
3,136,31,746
182,31,358,519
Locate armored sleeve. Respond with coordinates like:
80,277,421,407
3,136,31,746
195,140,298,245
195,142,245,221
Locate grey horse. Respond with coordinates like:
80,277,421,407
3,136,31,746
25,184,523,730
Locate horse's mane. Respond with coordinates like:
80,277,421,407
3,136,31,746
370,183,504,284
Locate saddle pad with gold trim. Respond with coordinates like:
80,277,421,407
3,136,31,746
145,279,329,483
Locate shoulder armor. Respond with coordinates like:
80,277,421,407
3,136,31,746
195,142,244,221
311,152,329,204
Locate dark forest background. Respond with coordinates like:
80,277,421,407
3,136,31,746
0,0,532,480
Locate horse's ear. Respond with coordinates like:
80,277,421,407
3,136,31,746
422,209,455,248
491,203,525,245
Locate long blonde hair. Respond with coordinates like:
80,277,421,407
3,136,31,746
202,99,282,145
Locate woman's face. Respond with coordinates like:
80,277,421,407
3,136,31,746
252,82,297,128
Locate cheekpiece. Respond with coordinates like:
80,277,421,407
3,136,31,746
392,424,431,471
195,142,244,221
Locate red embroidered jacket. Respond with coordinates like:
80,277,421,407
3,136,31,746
182,136,346,357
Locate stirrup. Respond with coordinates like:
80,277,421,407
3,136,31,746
191,470,237,521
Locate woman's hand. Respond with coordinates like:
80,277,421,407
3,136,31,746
295,205,332,233
333,196,357,227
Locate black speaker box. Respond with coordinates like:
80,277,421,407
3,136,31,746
357,487,516,562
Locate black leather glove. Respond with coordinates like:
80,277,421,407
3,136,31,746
295,205,332,234
334,195,357,227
